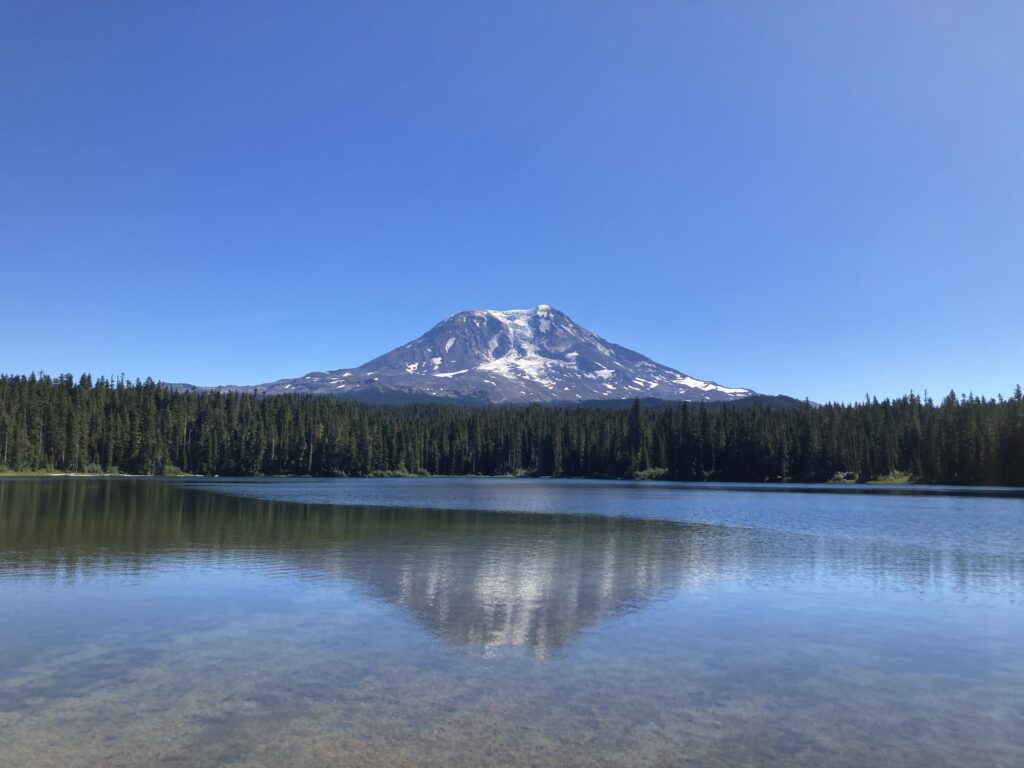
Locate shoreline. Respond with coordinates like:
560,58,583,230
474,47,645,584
1,470,1020,494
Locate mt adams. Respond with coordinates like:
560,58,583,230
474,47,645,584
240,305,754,404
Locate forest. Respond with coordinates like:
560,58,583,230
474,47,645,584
0,373,1022,486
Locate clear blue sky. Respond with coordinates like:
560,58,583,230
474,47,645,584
2,2,1021,403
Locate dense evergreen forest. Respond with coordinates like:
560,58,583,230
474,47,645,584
1,374,1022,486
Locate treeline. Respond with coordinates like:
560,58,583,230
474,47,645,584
1,373,1022,486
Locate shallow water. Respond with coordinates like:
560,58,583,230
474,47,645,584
1,478,1022,767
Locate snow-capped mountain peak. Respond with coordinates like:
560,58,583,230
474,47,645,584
254,305,754,404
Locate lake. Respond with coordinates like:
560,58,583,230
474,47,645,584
1,477,1022,767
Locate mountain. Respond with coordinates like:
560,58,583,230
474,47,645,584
228,305,755,404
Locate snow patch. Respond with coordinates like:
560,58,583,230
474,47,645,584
672,374,751,397
673,375,714,391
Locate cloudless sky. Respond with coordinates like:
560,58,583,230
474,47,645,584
2,1,1022,403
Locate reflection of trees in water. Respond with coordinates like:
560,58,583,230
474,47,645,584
2,479,1021,655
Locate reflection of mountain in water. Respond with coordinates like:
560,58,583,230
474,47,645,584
2,479,1022,656
302,510,711,656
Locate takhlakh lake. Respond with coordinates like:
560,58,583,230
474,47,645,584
1,477,1022,767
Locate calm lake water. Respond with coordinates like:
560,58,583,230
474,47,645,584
1,478,1022,767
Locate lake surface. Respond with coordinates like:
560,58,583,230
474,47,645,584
1,478,1022,767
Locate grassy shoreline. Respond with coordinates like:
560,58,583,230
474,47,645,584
0,470,179,478
0,469,1003,488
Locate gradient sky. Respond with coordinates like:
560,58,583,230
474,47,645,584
2,1,1021,403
